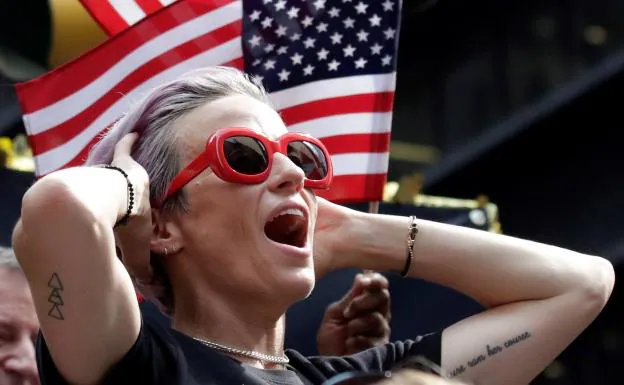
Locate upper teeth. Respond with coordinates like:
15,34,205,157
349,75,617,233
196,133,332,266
272,208,305,221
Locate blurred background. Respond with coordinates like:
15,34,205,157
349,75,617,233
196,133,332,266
1,0,623,383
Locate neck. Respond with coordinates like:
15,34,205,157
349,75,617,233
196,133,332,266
171,280,289,369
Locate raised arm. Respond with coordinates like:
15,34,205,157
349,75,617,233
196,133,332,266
319,200,614,385
12,134,150,385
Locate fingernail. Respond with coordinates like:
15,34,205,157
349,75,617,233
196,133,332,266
343,306,352,318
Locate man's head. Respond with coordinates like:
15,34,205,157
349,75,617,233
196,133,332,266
0,247,40,385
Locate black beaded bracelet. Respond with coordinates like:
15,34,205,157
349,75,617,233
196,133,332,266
104,165,135,228
400,216,419,277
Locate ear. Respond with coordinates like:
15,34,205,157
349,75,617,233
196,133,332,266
150,208,184,255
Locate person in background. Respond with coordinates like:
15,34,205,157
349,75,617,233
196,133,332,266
0,247,39,385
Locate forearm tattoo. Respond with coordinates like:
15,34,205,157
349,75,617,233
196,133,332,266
448,331,532,377
47,273,65,320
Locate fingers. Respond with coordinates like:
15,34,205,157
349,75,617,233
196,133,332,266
113,133,139,160
322,272,390,322
326,273,375,315
344,283,390,320
353,272,389,293
346,312,389,338
343,311,391,354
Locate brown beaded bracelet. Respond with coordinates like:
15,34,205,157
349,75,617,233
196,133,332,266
104,165,135,228
401,216,419,277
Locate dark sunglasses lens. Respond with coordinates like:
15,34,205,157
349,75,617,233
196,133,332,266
287,141,328,180
223,136,268,175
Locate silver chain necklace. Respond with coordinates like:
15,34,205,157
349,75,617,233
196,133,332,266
192,337,290,365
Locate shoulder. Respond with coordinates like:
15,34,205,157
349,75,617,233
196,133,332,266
286,332,442,382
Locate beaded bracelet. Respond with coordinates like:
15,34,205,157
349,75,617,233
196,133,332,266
400,216,419,277
104,165,135,228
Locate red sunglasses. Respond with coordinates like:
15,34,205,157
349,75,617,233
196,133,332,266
156,127,333,207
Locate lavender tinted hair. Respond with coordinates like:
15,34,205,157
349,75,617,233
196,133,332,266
87,66,268,212
86,66,268,313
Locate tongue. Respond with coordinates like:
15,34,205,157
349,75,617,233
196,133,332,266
264,214,305,247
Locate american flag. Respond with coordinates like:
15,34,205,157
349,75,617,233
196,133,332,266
79,0,180,36
17,0,400,203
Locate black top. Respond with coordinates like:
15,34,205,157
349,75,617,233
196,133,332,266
36,307,441,385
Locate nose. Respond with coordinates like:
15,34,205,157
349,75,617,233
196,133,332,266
2,334,39,385
268,153,305,194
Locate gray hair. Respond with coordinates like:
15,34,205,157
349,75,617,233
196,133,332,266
86,66,269,314
87,66,269,212
0,246,21,273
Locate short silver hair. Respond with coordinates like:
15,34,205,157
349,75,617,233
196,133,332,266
0,246,21,273
86,66,269,314
87,66,269,212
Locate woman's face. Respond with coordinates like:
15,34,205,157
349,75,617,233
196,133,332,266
164,94,318,302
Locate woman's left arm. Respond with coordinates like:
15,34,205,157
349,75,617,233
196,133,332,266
321,201,614,385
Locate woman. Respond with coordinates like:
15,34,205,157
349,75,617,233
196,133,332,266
13,67,613,385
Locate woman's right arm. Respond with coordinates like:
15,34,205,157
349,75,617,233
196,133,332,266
13,135,149,385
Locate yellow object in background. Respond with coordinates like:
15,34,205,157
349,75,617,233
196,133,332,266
48,0,107,68
0,136,35,172
0,137,13,167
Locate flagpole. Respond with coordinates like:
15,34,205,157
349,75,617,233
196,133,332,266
363,201,380,274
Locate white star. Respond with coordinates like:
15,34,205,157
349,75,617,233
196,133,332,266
383,27,396,39
355,1,368,14
277,46,288,55
342,0,353,2
264,44,275,53
328,59,340,71
278,69,290,82
313,0,326,10
330,32,343,45
287,6,300,19
327,7,340,18
356,30,369,42
291,52,304,65
263,0,273,3
382,0,394,11
248,34,262,47
249,10,261,21
255,75,264,83
275,25,288,37
290,33,301,41
264,59,276,70
252,58,262,66
316,22,328,33
343,44,356,57
274,0,286,11
317,48,329,61
303,37,316,49
303,64,315,76
369,14,382,27
343,17,355,29
370,43,383,55
381,54,392,66
355,57,367,69
301,16,314,28
261,17,273,29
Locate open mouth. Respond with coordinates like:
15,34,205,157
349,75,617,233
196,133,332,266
264,208,308,248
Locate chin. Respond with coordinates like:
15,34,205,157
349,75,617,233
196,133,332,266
277,266,316,303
